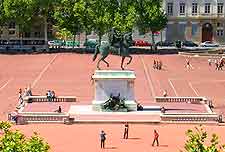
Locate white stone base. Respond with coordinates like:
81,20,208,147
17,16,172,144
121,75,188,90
92,100,137,112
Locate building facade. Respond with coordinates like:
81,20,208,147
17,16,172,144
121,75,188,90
163,0,225,44
0,19,53,46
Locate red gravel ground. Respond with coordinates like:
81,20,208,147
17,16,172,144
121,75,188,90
0,53,225,151
14,124,225,152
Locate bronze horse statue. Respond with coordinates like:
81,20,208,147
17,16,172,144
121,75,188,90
92,31,133,70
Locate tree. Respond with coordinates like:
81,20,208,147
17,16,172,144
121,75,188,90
183,126,225,152
55,28,73,40
33,0,59,50
73,0,93,43
3,0,36,45
88,0,112,44
135,0,167,50
0,0,6,26
54,0,83,48
0,121,50,152
112,0,137,35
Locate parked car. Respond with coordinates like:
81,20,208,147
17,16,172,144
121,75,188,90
182,41,198,47
65,41,80,47
156,41,175,47
48,41,55,46
200,41,219,47
84,39,97,48
134,40,151,46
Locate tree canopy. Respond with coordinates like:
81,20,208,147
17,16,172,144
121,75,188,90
0,0,167,44
3,0,36,32
0,121,50,152
135,0,167,48
184,126,225,152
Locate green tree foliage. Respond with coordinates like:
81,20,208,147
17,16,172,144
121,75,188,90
25,132,50,152
135,0,167,49
0,0,6,26
113,0,137,34
88,0,112,43
54,0,83,46
73,0,93,42
3,0,36,35
0,121,50,152
33,0,60,48
184,126,225,152
55,28,73,40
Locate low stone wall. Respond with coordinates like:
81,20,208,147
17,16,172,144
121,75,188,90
16,112,69,124
23,96,76,102
155,96,208,104
161,113,218,122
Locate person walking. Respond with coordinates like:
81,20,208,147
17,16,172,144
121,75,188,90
100,130,106,149
152,130,159,146
123,122,129,139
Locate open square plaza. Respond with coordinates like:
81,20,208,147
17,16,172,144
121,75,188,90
0,53,224,151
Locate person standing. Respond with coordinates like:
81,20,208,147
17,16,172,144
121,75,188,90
100,130,106,149
123,122,129,139
152,130,159,146
163,90,167,97
208,58,212,66
186,58,191,69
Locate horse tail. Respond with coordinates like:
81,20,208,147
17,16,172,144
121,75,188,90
93,44,100,61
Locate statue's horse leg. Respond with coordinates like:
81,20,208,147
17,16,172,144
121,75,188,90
103,59,109,67
97,56,109,69
97,57,102,70
121,56,126,70
126,55,132,65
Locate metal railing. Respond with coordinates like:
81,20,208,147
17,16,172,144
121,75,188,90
167,13,224,18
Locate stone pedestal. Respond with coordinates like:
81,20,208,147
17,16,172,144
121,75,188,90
92,70,137,111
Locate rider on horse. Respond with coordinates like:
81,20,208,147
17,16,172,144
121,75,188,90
109,28,122,52
93,28,133,70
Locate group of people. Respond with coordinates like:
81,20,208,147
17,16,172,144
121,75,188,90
46,90,56,101
208,58,224,70
153,60,163,70
17,87,32,109
100,123,160,149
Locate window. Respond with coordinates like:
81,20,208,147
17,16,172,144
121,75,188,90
178,23,186,33
9,30,15,35
167,3,173,16
8,22,15,29
218,3,224,14
217,22,223,27
192,24,198,36
25,32,30,38
34,32,41,38
180,3,185,15
192,3,198,15
217,30,224,36
205,3,211,14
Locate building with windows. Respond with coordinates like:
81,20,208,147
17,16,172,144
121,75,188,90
163,0,225,44
0,20,53,47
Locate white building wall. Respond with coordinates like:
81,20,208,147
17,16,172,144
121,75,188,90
164,0,225,43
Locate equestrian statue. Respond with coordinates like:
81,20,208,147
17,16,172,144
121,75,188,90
92,28,133,70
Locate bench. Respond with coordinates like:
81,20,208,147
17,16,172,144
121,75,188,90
23,96,76,103
155,96,208,104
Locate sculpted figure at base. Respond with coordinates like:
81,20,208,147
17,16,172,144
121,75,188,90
93,28,133,70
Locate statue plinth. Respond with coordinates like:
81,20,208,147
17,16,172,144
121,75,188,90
92,70,137,111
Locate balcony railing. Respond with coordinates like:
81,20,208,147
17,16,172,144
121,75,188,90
168,13,224,18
